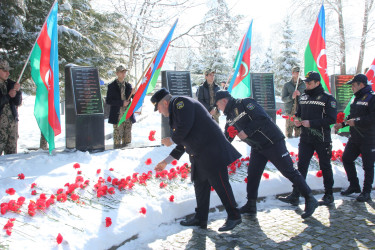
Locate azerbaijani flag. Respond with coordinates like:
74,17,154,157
367,58,375,89
30,1,61,154
304,4,330,93
118,19,178,126
339,58,375,133
228,20,252,98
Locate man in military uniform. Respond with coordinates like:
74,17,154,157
334,74,375,202
197,69,220,123
281,66,305,138
0,59,22,155
279,71,337,206
152,88,242,232
106,65,135,149
215,90,318,219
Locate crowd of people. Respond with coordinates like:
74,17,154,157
1,58,374,232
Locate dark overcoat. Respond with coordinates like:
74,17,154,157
106,79,134,124
167,96,241,180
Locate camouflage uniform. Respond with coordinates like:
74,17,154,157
0,79,21,155
281,78,305,138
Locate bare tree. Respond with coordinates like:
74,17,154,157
356,0,375,73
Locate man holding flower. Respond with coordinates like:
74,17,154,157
334,74,375,202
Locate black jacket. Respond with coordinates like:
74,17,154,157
223,97,284,151
344,85,375,144
197,81,220,112
168,96,241,180
106,79,134,124
0,79,22,121
296,84,337,143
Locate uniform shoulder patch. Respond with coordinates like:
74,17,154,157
331,101,336,108
246,103,255,110
176,101,184,110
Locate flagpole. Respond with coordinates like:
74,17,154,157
127,18,178,101
16,0,58,84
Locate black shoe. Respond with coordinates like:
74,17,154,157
278,191,300,206
301,193,318,219
180,218,207,229
218,218,242,232
318,194,334,206
239,199,257,215
341,185,361,196
356,192,371,202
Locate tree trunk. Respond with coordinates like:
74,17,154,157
337,0,346,74
356,0,374,73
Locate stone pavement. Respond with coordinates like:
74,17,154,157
147,192,375,249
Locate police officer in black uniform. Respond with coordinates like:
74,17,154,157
279,71,337,206
334,74,375,202
151,88,242,231
215,90,318,219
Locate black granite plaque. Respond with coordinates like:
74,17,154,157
161,71,192,138
65,64,104,152
330,75,354,112
71,67,103,115
162,71,192,97
250,73,276,122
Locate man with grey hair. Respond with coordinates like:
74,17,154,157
0,59,22,155
281,66,305,138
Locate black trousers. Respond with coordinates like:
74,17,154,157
297,141,334,193
193,166,240,221
247,140,311,199
342,141,375,193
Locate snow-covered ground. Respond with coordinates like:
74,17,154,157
0,95,365,249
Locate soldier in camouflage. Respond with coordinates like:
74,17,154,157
0,59,22,155
106,65,135,149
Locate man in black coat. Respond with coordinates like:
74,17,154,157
215,90,318,219
197,69,220,123
152,88,241,232
106,65,135,149
280,71,337,206
334,74,375,202
0,59,22,155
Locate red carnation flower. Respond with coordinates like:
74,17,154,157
71,193,80,201
56,233,63,245
227,126,239,138
316,170,323,178
148,130,156,141
160,182,167,188
145,158,152,165
107,176,112,182
244,177,248,183
336,112,346,124
28,209,36,217
97,169,101,174
6,188,16,195
31,183,37,188
139,207,147,215
109,168,114,171
282,115,290,119
6,229,12,236
276,109,282,115
210,186,214,191
171,160,178,166
77,171,82,175
105,217,112,227
108,187,115,194
263,172,269,179
73,163,80,169
169,195,174,202
18,173,25,180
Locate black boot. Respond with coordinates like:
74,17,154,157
301,193,318,219
278,189,300,206
319,193,334,206
239,199,257,216
341,185,361,196
356,192,371,202
180,217,207,229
